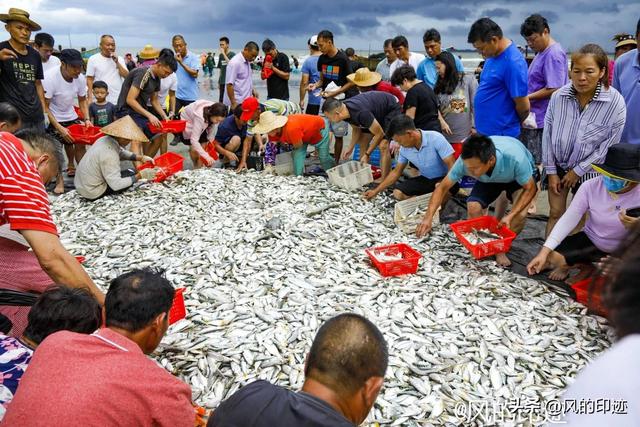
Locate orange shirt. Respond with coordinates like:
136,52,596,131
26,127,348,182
271,114,326,146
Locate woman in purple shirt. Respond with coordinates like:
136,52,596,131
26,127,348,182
528,144,640,282
542,44,627,237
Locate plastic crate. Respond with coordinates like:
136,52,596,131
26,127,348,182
450,216,517,259
138,152,184,182
327,161,373,190
148,120,187,134
67,124,103,145
365,243,422,277
274,152,294,175
199,141,219,164
168,288,186,325
451,142,462,159
571,277,608,316
394,194,440,234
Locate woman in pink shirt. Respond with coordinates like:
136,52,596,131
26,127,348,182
179,100,228,168
528,143,640,282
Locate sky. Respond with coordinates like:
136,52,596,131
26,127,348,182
3,0,639,53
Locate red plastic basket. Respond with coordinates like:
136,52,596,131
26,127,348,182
168,288,186,325
451,142,463,159
571,277,608,316
199,140,220,163
365,243,422,277
148,120,187,134
450,216,517,259
371,166,382,180
67,124,104,145
138,152,184,182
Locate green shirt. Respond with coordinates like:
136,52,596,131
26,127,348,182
217,51,236,85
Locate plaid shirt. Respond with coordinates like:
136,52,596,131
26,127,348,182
542,82,627,177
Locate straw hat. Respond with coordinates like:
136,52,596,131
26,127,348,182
139,44,160,60
101,116,149,143
0,8,41,31
613,33,637,50
251,111,288,135
347,68,382,87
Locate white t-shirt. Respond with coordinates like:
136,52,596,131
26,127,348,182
86,53,126,104
148,73,177,108
43,68,87,122
389,52,426,76
561,334,640,426
42,55,61,78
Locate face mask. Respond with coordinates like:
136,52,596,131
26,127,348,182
603,175,627,193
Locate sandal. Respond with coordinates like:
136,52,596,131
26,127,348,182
66,167,75,177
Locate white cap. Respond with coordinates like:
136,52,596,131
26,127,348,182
309,35,318,47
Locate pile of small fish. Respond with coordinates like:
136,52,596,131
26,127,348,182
51,169,613,426
462,228,503,245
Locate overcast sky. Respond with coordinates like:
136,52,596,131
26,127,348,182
5,0,639,53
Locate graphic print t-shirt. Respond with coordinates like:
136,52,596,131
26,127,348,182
317,51,358,98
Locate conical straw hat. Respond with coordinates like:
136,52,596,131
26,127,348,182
251,111,288,135
101,115,149,143
139,44,160,60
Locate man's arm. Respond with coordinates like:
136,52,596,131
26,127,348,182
364,163,406,199
270,57,290,81
324,81,355,98
116,57,129,78
527,88,559,101
126,86,162,127
35,80,47,121
238,134,254,169
178,56,199,78
226,83,236,107
19,229,105,305
300,73,310,108
513,96,530,122
150,92,168,120
86,76,95,104
503,178,538,222
78,96,91,126
168,89,176,118
364,119,386,154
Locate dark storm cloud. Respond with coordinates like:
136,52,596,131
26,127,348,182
535,10,560,23
481,8,512,18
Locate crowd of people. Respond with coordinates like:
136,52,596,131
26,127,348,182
0,4,639,425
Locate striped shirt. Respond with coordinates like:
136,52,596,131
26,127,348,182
542,83,627,177
247,99,301,135
0,132,57,235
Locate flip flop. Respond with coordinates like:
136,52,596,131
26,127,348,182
66,168,75,177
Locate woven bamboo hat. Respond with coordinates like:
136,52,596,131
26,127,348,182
347,67,382,87
101,115,149,143
251,111,288,135
0,8,40,31
139,44,160,60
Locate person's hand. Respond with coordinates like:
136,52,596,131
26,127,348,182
235,162,247,172
548,174,561,195
440,120,453,135
499,214,513,230
360,152,370,165
416,216,433,237
389,141,400,155
322,90,337,98
299,100,305,110
139,167,159,181
561,170,580,189
363,189,378,200
341,147,354,161
167,111,175,120
148,115,162,129
225,150,239,163
527,251,549,275
110,53,119,63
175,52,183,63
201,153,215,167
308,82,318,91
0,48,17,61
619,211,639,230
470,127,477,135
140,155,154,164
58,126,74,144
264,62,272,70
230,102,238,110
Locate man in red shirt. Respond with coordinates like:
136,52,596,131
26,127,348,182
252,112,335,176
3,268,194,426
0,130,104,335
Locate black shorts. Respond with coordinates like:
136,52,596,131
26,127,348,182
395,175,459,197
556,231,608,266
305,104,320,115
175,98,195,113
467,171,539,208
115,109,155,140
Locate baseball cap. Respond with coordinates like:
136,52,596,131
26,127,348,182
309,35,318,47
59,49,84,67
241,97,260,121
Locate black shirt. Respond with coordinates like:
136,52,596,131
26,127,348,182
348,59,366,72
317,51,358,98
208,380,355,427
0,41,44,119
344,91,402,130
404,82,441,132
267,52,291,100
116,67,160,115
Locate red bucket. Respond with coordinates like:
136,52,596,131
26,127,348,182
138,152,184,182
148,120,187,134
67,124,104,145
168,288,186,325
365,243,422,277
450,216,517,259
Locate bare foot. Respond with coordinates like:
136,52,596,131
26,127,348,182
549,266,570,281
566,264,596,285
53,185,65,195
528,201,537,215
495,252,512,267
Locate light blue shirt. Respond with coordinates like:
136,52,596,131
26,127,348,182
448,136,535,185
301,55,321,105
416,50,464,88
613,49,640,145
176,51,200,101
397,130,454,179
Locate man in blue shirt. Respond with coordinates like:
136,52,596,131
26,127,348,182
417,134,538,267
300,35,322,115
416,28,465,89
364,115,457,201
171,35,199,113
467,18,530,137
613,19,640,145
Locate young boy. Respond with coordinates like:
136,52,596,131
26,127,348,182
89,81,115,127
